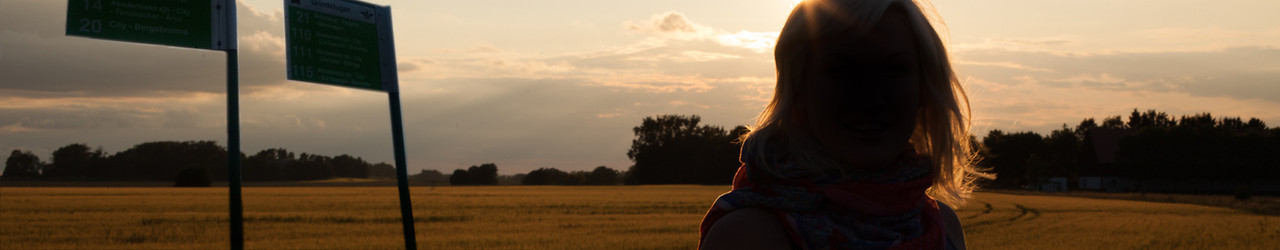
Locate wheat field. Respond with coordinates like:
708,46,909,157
1,186,1277,249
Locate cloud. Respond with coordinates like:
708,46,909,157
430,44,505,55
952,28,1280,56
404,36,774,96
1130,27,1280,51
0,92,223,131
986,38,1075,47
716,31,779,53
954,46,1280,103
625,11,711,35
397,61,420,73
951,37,1079,53
954,60,1055,73
622,11,778,53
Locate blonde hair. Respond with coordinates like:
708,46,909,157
740,0,990,206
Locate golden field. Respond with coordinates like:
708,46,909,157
1,185,1277,249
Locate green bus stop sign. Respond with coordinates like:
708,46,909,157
65,0,230,50
285,0,395,92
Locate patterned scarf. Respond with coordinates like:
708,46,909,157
699,150,944,250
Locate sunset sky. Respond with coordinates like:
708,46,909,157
2,0,1278,175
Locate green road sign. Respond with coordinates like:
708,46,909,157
65,0,231,50
285,0,395,92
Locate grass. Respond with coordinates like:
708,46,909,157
2,186,1277,249
960,192,1279,249
987,189,1280,216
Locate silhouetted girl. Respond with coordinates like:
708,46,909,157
699,0,987,249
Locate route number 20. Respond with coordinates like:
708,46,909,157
79,18,103,33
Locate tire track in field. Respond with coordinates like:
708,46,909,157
963,201,1039,229
1010,204,1040,221
962,201,993,220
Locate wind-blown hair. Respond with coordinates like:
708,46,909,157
739,0,990,206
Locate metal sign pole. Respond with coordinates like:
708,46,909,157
389,91,417,250
220,0,244,249
227,47,244,250
376,6,417,249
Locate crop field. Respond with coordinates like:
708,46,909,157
2,186,1278,249
960,192,1277,249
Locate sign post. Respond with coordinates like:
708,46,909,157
286,1,416,249
65,0,243,249
69,0,413,248
218,1,243,249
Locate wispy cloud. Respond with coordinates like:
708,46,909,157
955,46,1280,102
624,11,713,36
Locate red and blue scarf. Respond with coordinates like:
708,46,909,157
699,151,944,249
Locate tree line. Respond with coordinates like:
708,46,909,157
2,141,397,185
408,164,624,186
980,109,1280,193
12,110,1271,190
1,141,630,187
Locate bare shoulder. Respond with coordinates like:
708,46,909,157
938,203,967,250
700,207,793,250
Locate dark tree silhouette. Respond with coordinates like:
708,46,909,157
369,163,395,179
1072,118,1107,182
523,168,568,185
1127,109,1176,130
3,150,42,178
447,163,501,186
174,167,212,187
1116,113,1279,194
331,154,371,178
284,153,333,180
1101,115,1126,129
587,166,620,185
625,114,744,185
466,163,499,185
44,144,102,178
521,166,621,185
1178,113,1216,129
1045,125,1080,181
969,109,1276,195
102,141,227,181
244,148,293,181
981,130,1046,188
449,169,471,185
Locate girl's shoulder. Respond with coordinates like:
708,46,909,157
700,208,793,250
938,203,967,250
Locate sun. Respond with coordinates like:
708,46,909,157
792,0,805,6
